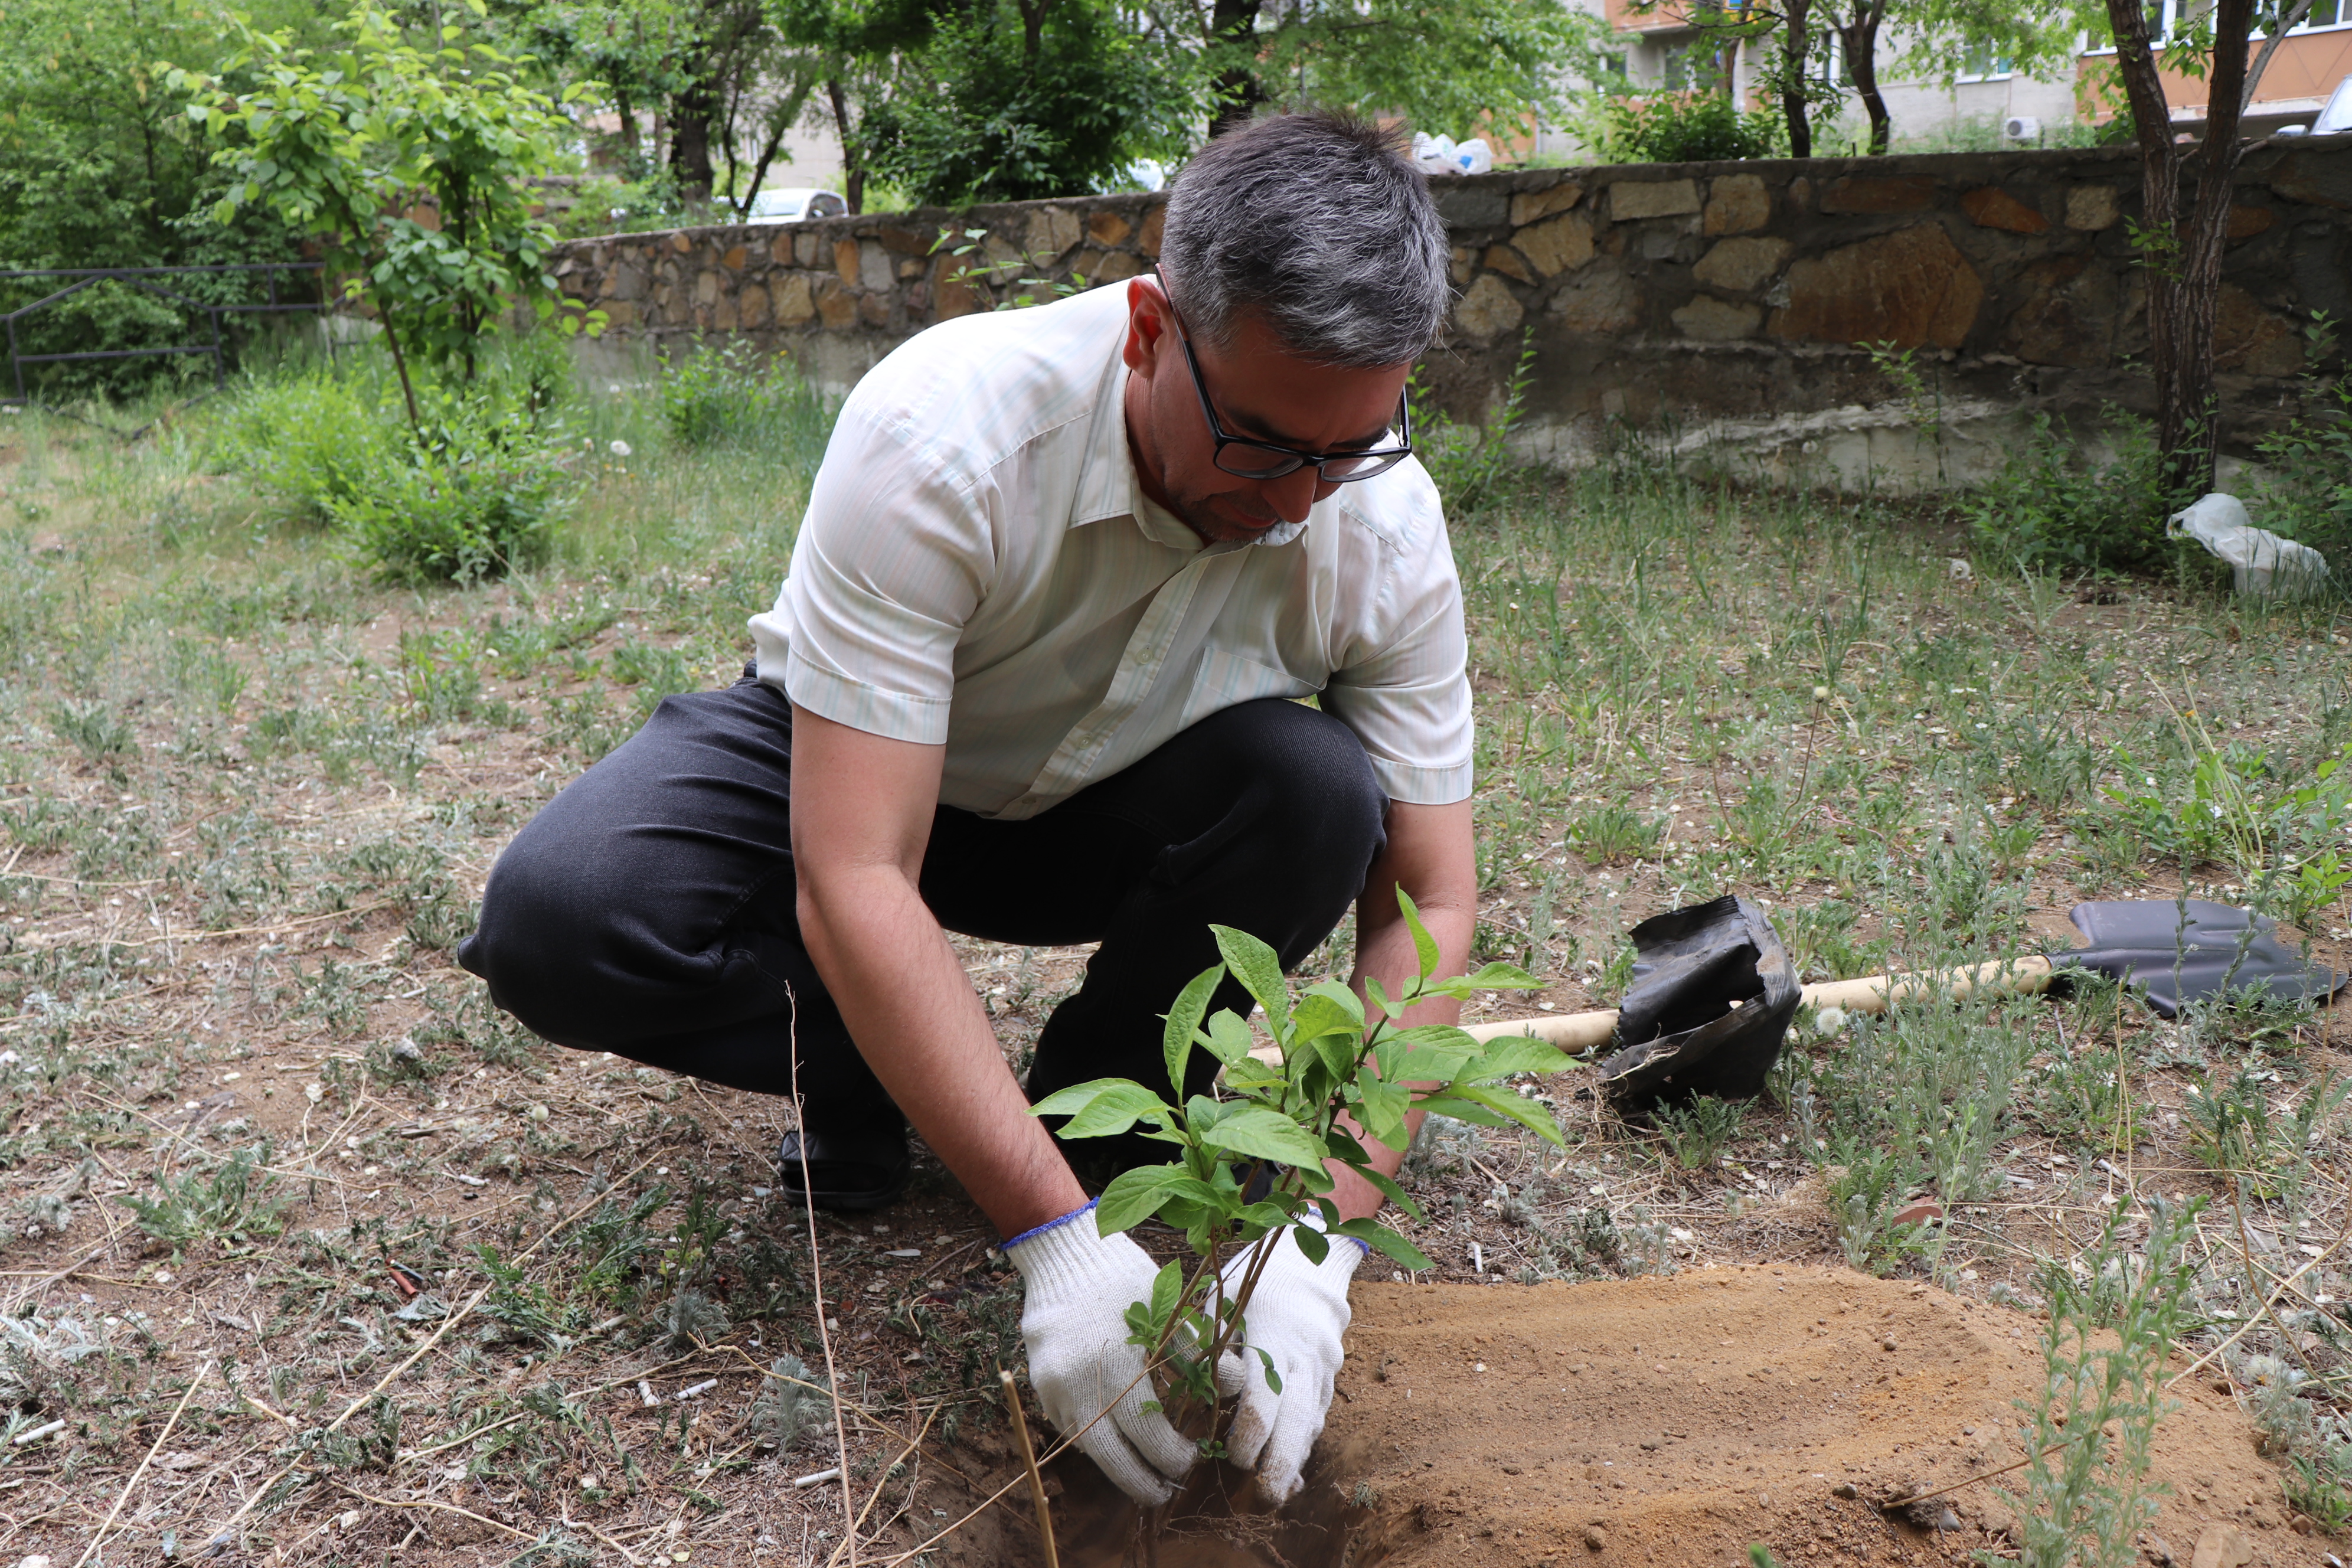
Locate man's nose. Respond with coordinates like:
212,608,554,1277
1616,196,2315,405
1256,466,1328,525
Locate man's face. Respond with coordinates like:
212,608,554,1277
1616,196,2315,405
1121,277,1412,546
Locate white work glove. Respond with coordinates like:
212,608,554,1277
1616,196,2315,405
1004,1200,1201,1505
1220,1224,1363,1504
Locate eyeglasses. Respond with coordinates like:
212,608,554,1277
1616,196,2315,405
1156,276,1413,484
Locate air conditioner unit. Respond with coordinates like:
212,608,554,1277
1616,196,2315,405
2003,115,2042,143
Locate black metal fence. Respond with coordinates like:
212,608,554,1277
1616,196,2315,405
1,261,328,406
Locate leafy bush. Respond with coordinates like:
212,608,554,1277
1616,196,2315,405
1964,410,2197,576
220,356,579,583
1588,92,1784,164
656,339,835,466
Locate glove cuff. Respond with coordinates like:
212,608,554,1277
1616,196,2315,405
1293,1205,1373,1260
1002,1200,1122,1293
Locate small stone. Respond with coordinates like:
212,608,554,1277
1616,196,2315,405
1510,181,1584,226
1831,1482,1859,1499
2141,1532,2177,1565
2188,1523,2253,1568
1452,273,1524,341
1609,178,1701,220
2064,185,2121,231
1881,1337,1898,1352
1502,1462,1523,1474
1583,1527,1606,1551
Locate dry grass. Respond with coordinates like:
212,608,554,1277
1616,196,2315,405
0,371,2349,1565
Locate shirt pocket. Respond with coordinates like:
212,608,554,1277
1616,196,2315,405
1180,647,1317,730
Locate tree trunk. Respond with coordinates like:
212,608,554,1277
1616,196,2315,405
1207,0,1265,137
1780,0,1813,159
2103,0,2254,500
826,78,865,215
669,77,718,203
1837,6,1889,155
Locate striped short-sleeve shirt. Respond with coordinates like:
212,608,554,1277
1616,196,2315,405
748,283,1473,821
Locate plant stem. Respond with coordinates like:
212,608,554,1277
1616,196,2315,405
999,1370,1060,1568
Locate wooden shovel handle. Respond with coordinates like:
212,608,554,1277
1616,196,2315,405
1459,954,2057,1052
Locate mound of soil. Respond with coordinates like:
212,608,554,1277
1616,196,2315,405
946,1266,2308,1568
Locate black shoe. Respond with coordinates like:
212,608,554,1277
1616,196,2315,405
776,1128,910,1213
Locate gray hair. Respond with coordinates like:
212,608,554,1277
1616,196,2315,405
1158,112,1449,369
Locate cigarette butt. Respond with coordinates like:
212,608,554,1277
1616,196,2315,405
792,1466,842,1488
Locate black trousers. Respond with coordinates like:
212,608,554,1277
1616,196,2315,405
458,675,1388,1167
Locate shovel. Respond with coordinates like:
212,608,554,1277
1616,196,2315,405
1461,896,2347,1106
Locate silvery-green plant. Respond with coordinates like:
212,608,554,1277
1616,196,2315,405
1030,891,1567,1448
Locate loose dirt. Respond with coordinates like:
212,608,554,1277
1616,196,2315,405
946,1266,2309,1568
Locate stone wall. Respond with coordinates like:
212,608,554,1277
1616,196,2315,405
552,138,2352,485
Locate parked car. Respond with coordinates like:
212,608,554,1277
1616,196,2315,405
747,188,847,223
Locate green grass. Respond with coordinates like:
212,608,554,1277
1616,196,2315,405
0,344,2350,1559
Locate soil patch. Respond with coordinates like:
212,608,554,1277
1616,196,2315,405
947,1267,2305,1568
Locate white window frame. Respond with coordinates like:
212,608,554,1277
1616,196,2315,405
2084,0,2352,55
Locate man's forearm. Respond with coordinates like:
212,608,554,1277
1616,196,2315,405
796,864,1086,1238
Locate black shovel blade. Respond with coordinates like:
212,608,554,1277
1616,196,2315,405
2049,899,2348,1018
1596,894,1801,1106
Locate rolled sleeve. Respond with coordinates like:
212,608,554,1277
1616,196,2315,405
747,400,991,745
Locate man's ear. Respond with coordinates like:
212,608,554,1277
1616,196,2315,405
1122,276,1172,375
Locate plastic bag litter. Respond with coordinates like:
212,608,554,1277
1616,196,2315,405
1411,132,1456,174
1451,137,1495,175
2165,492,2330,597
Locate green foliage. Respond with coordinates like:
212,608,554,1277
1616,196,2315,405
749,1353,828,1451
1410,332,1536,515
855,0,1203,206
1586,92,1786,164
2253,322,2352,575
1965,410,2193,577
1564,803,1664,864
119,1145,295,1257
656,340,834,466
2001,1197,2203,1568
168,1,600,417
1654,1095,1745,1170
1034,893,1566,1440
2102,739,2352,925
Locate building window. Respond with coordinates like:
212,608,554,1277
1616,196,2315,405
1956,41,2014,81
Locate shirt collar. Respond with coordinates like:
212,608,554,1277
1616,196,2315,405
1072,315,1309,553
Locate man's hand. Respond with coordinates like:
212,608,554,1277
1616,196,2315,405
1221,1227,1363,1503
1004,1202,1206,1505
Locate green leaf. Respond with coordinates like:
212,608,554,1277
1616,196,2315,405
1028,1079,1175,1140
1410,1093,1515,1129
1149,1258,1184,1328
1097,1165,1194,1233
1335,1219,1433,1271
1350,1163,1424,1223
1295,980,1365,1033
1200,1010,1255,1068
1390,1025,1479,1083
1255,1345,1283,1394
1443,1083,1568,1147
1162,965,1224,1100
1200,1108,1325,1167
1465,1039,1575,1080
1211,925,1291,1038
1459,961,1544,990
1354,1067,1410,1147
1396,886,1441,981
1293,1223,1329,1265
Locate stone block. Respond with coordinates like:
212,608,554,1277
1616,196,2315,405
1770,222,1982,350
1449,246,1475,286
1138,204,1165,257
669,231,692,253
1095,250,1141,283
695,269,721,308
834,238,861,286
1820,175,1938,214
899,256,925,280
2003,254,2116,368
608,262,648,303
1087,210,1133,248
2064,185,2119,230
1704,174,1770,234
1960,186,2048,234
1435,186,1509,228
1515,213,1593,275
712,293,738,332
1548,267,1640,334
1692,236,1792,294
599,299,636,329
795,232,821,267
934,267,980,320
815,276,858,329
879,225,931,255
1484,244,1535,284
1609,179,1701,220
2228,204,2274,239
1510,181,1583,227
1028,205,1082,259
1452,273,1524,341
859,290,891,326
721,244,749,270
771,233,797,266
2271,152,2352,210
737,279,770,329
772,273,815,327
2215,283,2302,374
1672,295,1762,340
860,241,894,293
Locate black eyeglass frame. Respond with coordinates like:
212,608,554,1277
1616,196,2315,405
1154,273,1414,484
